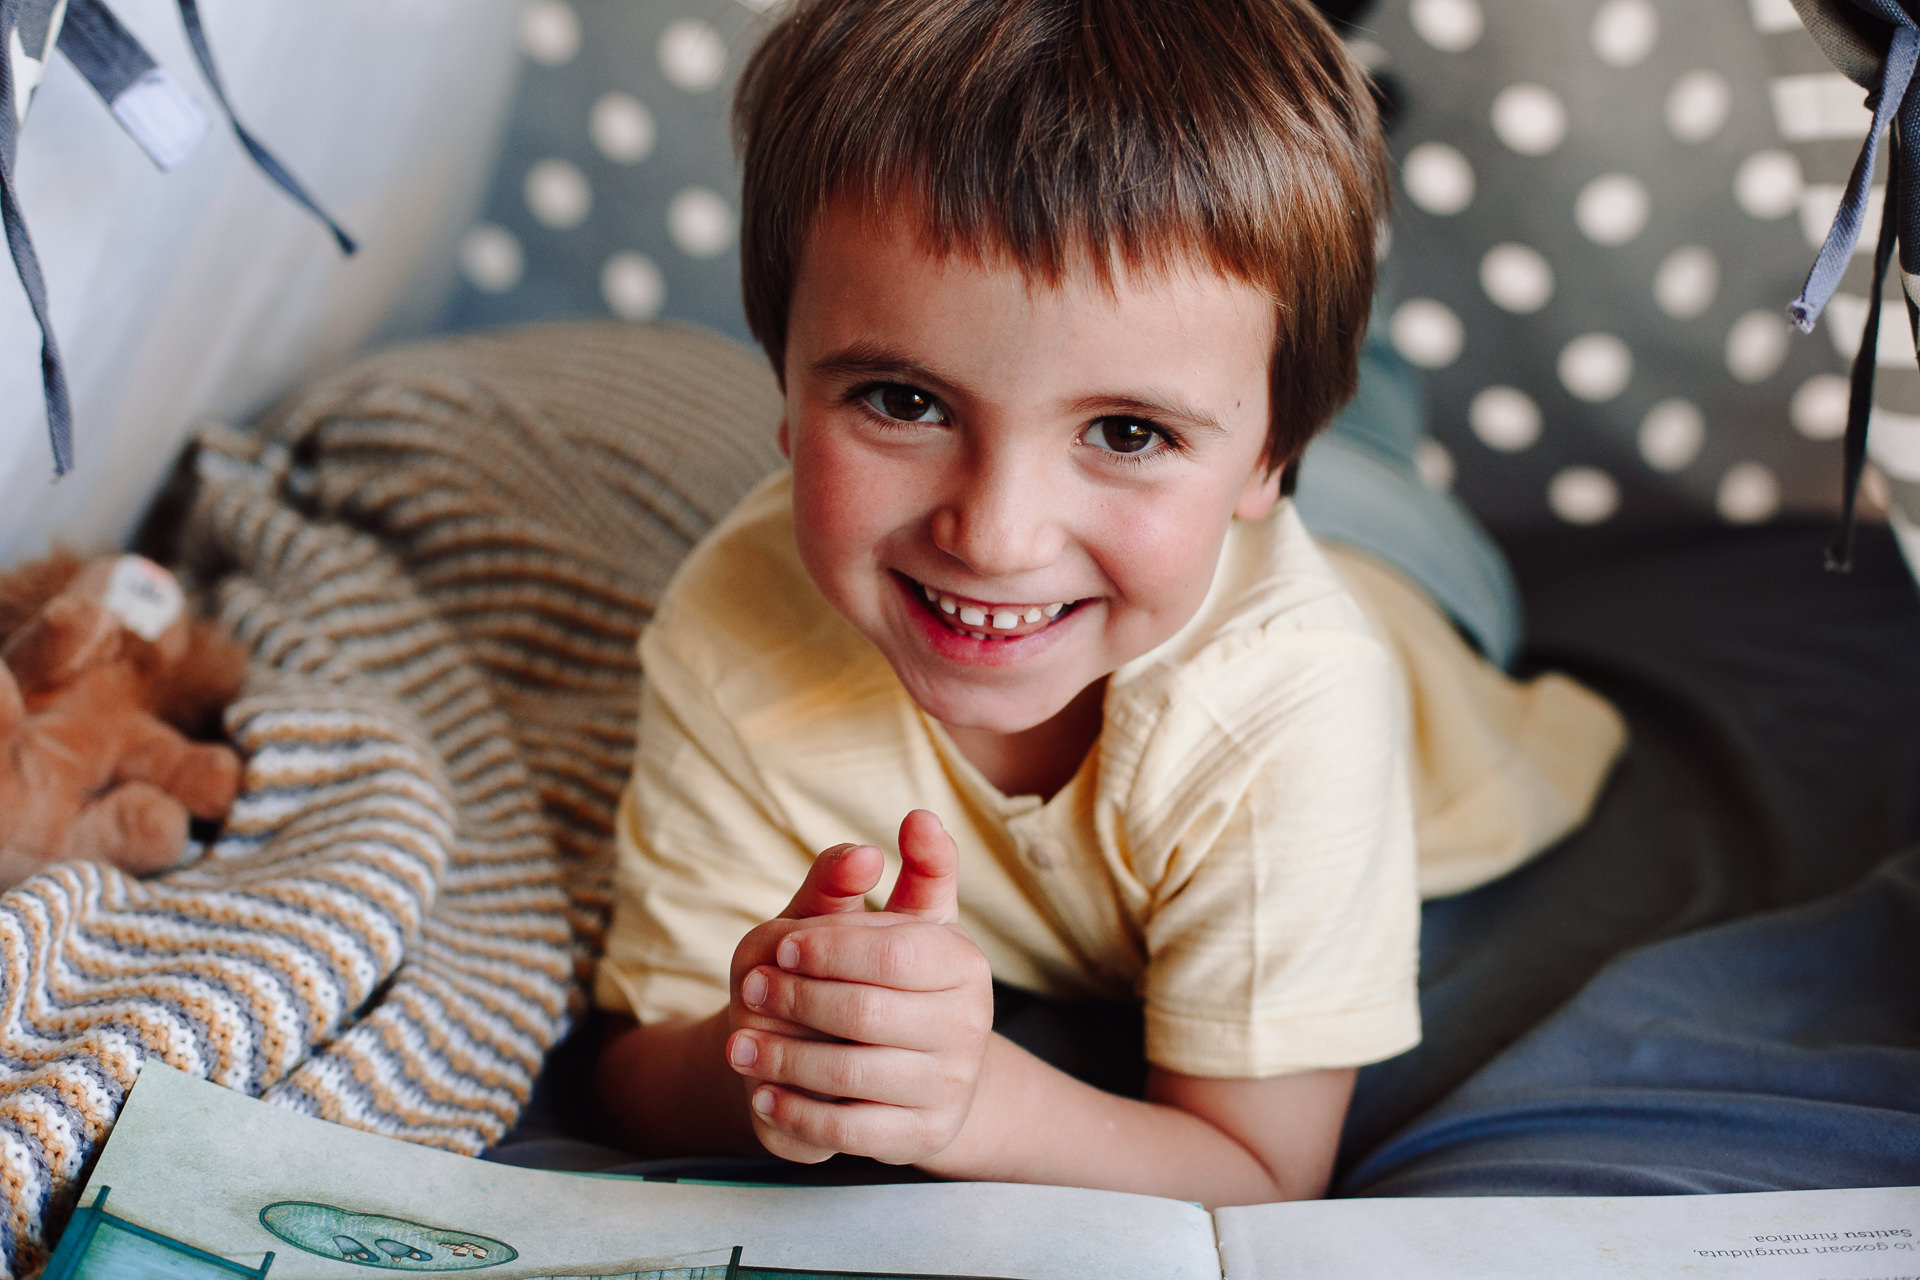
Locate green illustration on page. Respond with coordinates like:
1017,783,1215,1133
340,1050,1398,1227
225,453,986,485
258,1203,514,1270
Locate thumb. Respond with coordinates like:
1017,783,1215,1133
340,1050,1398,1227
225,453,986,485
884,809,960,922
781,843,883,920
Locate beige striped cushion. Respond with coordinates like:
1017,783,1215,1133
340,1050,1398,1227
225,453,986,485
0,321,784,1277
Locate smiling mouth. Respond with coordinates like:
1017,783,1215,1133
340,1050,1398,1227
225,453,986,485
907,577,1079,640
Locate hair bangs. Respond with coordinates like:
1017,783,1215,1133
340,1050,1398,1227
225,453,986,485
737,0,1387,462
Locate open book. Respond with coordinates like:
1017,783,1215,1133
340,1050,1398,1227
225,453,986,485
48,1063,1920,1280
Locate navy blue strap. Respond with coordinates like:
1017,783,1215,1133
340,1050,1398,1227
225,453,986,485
0,0,74,475
173,0,356,255
56,0,155,104
1829,134,1906,572
1,0,362,479
1789,24,1917,331
1786,1,1920,570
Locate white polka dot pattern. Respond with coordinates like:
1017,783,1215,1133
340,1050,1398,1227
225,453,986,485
1735,150,1803,219
602,252,666,320
459,224,524,294
1558,334,1633,403
1416,438,1457,489
1403,142,1476,215
1363,0,1859,529
1790,373,1850,440
1575,174,1651,246
525,158,592,229
1549,466,1621,524
1717,461,1781,523
446,0,1861,533
1639,399,1706,471
1470,385,1542,451
658,19,727,91
518,0,581,67
668,186,736,258
1480,243,1554,313
1490,84,1568,156
1653,245,1719,319
1391,298,1466,368
1591,0,1659,68
1410,0,1484,52
1666,70,1732,142
590,93,657,164
1725,310,1790,383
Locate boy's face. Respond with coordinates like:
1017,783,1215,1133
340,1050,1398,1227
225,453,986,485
780,202,1282,738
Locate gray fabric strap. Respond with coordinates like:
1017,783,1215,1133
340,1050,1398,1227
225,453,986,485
1787,22,1916,331
173,0,356,255
1831,137,1907,570
1785,0,1920,569
0,0,74,475
57,0,208,170
56,0,151,103
1,0,359,479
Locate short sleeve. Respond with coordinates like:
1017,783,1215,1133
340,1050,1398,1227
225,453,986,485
593,643,815,1023
1125,629,1422,1078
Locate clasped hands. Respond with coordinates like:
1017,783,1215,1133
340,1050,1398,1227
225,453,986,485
725,809,994,1166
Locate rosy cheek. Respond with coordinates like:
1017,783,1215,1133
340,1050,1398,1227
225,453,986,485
1096,501,1222,622
790,429,894,574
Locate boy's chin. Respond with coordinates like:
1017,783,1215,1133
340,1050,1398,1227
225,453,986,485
903,674,1096,740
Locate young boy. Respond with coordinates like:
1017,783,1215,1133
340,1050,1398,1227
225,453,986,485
593,0,1621,1206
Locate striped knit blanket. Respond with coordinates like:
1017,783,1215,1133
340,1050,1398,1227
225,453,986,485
0,322,785,1277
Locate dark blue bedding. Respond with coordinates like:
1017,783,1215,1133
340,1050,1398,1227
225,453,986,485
1338,518,1920,1191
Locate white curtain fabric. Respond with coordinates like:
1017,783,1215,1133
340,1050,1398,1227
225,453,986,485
0,0,521,562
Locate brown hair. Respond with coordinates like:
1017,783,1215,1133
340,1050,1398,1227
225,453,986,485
733,0,1388,467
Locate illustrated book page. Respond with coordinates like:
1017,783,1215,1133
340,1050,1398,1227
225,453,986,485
60,1062,1219,1280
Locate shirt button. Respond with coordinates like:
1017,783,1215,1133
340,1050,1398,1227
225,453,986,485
1027,841,1059,870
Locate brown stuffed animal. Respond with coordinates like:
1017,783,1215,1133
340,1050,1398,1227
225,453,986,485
0,551,248,888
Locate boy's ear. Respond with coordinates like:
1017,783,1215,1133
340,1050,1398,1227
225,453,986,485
1234,456,1286,520
777,418,791,458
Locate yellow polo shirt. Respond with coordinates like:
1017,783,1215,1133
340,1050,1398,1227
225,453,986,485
595,470,1624,1078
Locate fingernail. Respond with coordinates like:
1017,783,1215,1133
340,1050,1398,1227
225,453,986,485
742,971,767,1008
777,937,800,969
729,1034,758,1068
752,1087,775,1115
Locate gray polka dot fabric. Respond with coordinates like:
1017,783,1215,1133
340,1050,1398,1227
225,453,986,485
438,0,769,347
436,0,1871,535
1364,0,1862,531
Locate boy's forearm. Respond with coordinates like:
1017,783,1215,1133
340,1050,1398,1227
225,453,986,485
594,1010,760,1157
916,1034,1333,1208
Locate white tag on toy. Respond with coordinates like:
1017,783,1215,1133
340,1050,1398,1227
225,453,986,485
103,555,183,641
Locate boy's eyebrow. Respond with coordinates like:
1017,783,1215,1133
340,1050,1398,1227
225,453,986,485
812,344,1234,435
809,344,952,390
1066,392,1231,437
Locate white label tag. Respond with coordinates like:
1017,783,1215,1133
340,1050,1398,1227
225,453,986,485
9,0,69,129
103,556,183,642
8,29,45,129
110,68,210,171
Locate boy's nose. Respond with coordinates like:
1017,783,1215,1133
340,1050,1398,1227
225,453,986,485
930,462,1065,579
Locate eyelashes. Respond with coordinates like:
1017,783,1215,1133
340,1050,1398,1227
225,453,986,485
859,382,945,424
844,381,1187,466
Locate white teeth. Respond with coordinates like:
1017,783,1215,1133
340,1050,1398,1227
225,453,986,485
922,581,1070,630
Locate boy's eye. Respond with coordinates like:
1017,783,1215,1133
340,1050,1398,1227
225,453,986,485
1081,417,1167,455
862,383,945,424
